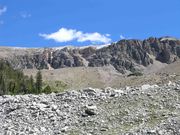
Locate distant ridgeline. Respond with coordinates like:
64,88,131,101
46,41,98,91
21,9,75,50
1,36,180,74
0,60,51,95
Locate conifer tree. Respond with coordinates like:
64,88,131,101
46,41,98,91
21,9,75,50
0,60,42,95
1,77,6,95
35,70,42,94
29,75,35,93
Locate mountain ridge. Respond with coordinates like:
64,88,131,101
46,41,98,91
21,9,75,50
0,36,180,74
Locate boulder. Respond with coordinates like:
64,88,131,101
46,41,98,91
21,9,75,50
85,105,98,116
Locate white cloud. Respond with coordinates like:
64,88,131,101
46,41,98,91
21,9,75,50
20,12,31,19
40,28,81,42
120,35,125,39
77,32,111,43
39,28,111,44
105,34,111,37
0,6,7,16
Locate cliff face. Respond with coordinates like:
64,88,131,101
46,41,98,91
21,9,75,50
2,37,180,73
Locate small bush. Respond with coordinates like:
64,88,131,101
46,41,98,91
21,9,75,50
43,85,52,94
127,71,143,77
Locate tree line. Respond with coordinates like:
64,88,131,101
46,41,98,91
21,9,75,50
0,60,52,95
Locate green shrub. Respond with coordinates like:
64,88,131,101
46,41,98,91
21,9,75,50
127,71,143,77
43,85,52,94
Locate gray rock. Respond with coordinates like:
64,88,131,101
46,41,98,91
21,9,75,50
3,37,180,74
61,126,69,132
85,105,97,116
51,105,58,111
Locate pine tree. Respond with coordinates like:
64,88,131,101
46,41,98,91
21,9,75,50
35,70,42,94
0,60,38,95
20,79,28,94
8,81,15,94
29,75,35,93
1,77,6,95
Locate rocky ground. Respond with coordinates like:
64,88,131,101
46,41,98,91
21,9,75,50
1,81,180,135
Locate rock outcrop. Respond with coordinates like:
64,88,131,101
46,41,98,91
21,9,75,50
2,36,180,73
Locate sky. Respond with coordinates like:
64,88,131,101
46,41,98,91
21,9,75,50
0,0,180,47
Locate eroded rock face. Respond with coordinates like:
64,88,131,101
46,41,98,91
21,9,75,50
1,81,180,135
3,37,180,73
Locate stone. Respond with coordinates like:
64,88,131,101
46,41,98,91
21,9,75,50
85,105,97,116
40,127,46,132
51,105,58,111
37,103,48,111
100,126,109,131
141,84,156,90
61,126,69,132
83,88,97,95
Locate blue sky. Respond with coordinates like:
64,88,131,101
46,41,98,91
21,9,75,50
0,0,180,47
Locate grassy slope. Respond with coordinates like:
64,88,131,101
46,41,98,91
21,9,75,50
23,60,180,92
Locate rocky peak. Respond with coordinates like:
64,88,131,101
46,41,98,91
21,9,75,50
1,36,180,73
